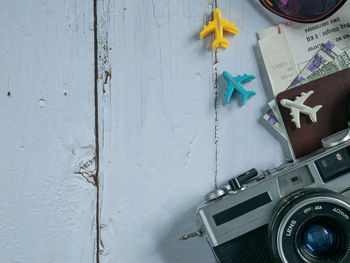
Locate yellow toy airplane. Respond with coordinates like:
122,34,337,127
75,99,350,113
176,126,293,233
200,8,239,50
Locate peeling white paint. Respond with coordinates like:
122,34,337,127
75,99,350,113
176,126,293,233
1,0,286,262
98,0,284,263
0,1,97,262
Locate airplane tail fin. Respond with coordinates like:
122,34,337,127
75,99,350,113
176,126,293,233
221,38,229,48
212,37,229,50
241,90,256,105
309,105,323,122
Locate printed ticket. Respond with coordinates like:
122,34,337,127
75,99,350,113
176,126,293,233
258,3,350,96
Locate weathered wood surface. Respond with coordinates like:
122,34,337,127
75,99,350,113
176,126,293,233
0,1,97,262
216,0,284,186
96,0,216,262
97,0,284,262
1,0,285,262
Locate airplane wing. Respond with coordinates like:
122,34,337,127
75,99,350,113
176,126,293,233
222,20,238,34
294,90,314,105
225,83,235,104
200,21,216,39
290,107,301,129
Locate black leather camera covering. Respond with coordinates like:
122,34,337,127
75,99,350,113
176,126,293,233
213,225,277,263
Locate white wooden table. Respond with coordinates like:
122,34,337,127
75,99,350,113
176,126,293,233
1,1,286,262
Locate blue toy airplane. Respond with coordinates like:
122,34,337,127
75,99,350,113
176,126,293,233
223,71,256,105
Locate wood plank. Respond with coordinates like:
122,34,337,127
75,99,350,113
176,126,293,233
98,0,287,262
97,0,217,262
216,0,284,186
0,1,97,262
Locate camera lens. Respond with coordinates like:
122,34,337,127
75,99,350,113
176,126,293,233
295,216,347,262
303,224,334,255
269,189,350,263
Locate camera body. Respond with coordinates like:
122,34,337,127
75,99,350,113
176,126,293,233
198,130,350,263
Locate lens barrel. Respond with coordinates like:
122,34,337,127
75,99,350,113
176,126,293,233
269,189,350,263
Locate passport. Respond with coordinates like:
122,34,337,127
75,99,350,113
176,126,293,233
276,68,350,158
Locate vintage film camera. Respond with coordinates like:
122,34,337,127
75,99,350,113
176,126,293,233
197,129,350,263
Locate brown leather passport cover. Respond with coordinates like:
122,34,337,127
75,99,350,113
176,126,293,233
276,68,350,159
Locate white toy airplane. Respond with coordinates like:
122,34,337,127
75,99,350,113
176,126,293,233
280,90,322,129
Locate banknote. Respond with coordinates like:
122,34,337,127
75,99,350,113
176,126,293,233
296,48,350,86
293,51,350,88
289,42,342,88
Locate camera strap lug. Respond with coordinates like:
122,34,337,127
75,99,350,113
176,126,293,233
180,230,203,240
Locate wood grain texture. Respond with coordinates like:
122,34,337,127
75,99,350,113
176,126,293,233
97,0,217,262
0,0,288,262
0,1,97,262
216,0,284,186
97,1,286,262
